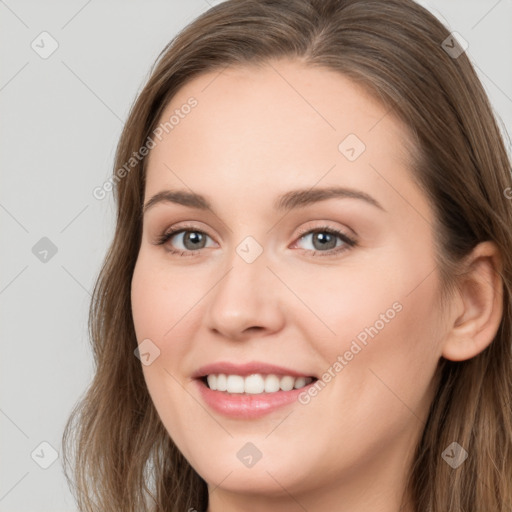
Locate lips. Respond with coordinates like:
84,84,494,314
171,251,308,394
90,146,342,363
192,361,318,419
192,361,316,380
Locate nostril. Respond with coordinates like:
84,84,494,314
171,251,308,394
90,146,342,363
245,326,264,333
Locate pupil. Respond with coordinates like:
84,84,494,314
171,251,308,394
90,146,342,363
185,232,204,249
315,232,335,250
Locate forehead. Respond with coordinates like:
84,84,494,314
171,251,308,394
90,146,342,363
144,59,426,221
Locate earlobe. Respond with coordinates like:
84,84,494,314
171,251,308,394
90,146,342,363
441,241,504,362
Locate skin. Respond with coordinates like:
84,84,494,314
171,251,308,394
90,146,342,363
131,59,503,512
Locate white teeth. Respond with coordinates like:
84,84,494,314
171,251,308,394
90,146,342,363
204,373,313,394
226,375,245,393
264,374,280,393
206,374,217,391
280,376,295,391
244,374,265,394
293,377,306,389
216,373,227,391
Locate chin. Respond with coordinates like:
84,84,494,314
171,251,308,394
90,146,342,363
181,436,315,496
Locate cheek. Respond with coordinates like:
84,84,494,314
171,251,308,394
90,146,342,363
131,256,210,465
131,251,202,341
337,275,442,425
300,246,443,417
289,275,443,478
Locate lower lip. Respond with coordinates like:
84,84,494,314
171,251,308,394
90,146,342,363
195,379,315,419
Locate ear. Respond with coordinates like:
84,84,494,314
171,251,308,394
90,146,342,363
441,241,504,362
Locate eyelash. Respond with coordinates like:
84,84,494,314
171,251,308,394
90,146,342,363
155,223,357,258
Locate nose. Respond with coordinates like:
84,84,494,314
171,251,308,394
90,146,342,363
203,248,285,341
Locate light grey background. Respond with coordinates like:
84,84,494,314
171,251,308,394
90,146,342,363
0,1,511,511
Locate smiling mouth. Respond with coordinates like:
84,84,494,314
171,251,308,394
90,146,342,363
200,373,317,395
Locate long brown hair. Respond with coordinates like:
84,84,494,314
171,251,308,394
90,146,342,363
61,0,512,510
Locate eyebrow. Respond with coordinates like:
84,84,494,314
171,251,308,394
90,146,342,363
142,186,385,214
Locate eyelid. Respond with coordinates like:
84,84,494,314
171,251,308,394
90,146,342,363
154,221,357,257
291,224,357,256
294,222,355,242
154,222,217,247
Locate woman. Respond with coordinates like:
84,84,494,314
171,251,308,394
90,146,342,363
62,0,512,511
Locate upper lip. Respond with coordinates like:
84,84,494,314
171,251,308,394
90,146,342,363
192,361,316,379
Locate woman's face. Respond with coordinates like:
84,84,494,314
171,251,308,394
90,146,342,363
131,60,448,507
